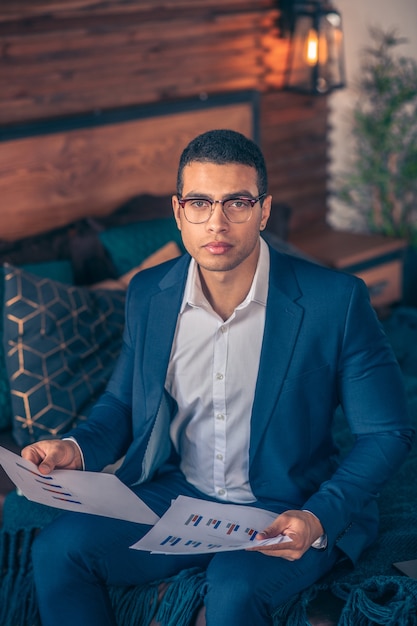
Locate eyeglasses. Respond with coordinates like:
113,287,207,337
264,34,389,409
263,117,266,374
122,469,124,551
177,194,266,224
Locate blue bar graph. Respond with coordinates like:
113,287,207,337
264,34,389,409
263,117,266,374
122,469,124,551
161,535,182,546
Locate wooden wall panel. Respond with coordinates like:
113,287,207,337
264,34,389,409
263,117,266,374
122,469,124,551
0,1,281,125
0,102,254,241
261,91,329,231
0,0,330,234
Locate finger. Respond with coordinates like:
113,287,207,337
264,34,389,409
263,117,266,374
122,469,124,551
22,444,57,474
38,445,71,474
256,524,296,542
249,543,306,560
256,549,301,561
256,522,285,540
38,456,56,474
21,445,45,466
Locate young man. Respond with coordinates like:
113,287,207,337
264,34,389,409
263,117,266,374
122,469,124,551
23,129,412,626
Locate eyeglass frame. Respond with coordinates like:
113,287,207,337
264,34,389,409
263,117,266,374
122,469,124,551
176,193,267,224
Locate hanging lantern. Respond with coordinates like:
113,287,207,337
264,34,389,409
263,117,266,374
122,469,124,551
283,1,346,94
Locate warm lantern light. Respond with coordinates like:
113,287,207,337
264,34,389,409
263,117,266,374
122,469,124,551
306,29,319,65
283,1,346,94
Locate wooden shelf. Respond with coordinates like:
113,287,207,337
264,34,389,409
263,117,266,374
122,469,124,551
290,225,408,309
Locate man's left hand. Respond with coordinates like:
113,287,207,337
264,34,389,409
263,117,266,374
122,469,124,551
249,509,324,560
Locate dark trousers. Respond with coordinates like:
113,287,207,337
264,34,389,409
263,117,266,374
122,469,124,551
32,469,340,626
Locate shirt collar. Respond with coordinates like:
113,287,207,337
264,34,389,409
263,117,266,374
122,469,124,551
180,237,270,314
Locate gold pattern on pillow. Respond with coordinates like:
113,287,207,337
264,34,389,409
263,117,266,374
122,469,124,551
3,264,126,446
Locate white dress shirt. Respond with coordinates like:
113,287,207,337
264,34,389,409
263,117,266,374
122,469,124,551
166,238,270,503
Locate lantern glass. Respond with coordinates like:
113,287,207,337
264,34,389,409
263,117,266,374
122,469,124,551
284,4,345,94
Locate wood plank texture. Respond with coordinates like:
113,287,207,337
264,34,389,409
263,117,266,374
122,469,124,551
0,0,329,237
0,102,253,241
261,91,329,230
0,1,281,124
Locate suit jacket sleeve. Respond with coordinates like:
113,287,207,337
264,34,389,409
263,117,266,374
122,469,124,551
302,278,413,551
64,281,137,471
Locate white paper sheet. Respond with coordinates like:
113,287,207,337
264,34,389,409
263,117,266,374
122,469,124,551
131,495,292,554
0,445,159,525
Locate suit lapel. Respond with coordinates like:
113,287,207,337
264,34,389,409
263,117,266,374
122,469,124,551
142,255,190,418
249,248,304,464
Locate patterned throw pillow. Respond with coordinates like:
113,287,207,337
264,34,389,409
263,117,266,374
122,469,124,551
2,264,126,446
0,261,75,432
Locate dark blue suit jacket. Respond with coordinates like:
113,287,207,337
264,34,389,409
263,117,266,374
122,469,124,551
68,245,412,562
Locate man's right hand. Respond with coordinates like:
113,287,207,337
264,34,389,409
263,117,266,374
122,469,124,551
21,439,83,474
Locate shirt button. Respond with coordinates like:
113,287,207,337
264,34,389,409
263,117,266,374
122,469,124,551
218,489,226,496
216,453,223,461
216,373,224,380
220,326,227,334
216,413,225,420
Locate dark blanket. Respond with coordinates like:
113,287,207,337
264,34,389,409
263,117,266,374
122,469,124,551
1,306,416,626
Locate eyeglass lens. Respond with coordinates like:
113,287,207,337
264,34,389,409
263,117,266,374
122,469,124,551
182,197,256,223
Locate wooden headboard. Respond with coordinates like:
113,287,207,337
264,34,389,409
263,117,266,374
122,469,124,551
0,91,258,242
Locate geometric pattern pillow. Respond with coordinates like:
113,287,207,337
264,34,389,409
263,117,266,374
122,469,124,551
2,264,126,446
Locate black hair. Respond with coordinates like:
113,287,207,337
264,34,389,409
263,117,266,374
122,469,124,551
176,129,268,197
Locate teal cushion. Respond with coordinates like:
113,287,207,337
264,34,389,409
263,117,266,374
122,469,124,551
3,264,126,446
99,218,183,276
20,260,74,284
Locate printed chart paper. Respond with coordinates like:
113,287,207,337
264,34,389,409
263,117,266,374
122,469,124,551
0,446,159,525
131,495,292,554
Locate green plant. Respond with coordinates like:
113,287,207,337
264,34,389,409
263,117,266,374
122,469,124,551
337,27,417,245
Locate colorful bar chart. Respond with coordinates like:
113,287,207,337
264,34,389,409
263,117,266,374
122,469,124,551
183,510,258,539
226,522,240,535
206,518,221,529
17,461,82,504
129,495,290,555
161,536,182,546
185,514,203,526
245,528,257,541
0,445,160,526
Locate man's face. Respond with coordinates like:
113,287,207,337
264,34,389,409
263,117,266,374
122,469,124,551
172,161,271,277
